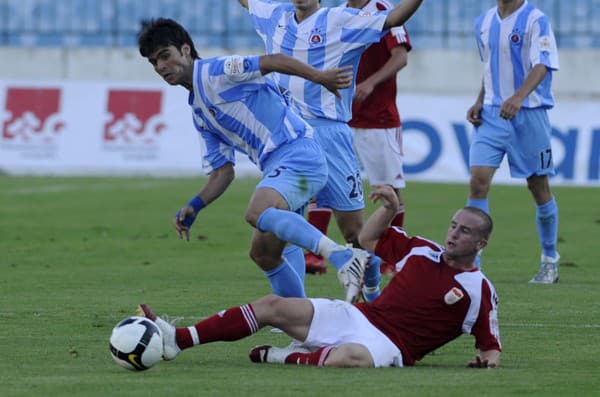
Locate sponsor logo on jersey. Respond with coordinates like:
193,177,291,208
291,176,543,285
539,36,553,52
224,56,246,76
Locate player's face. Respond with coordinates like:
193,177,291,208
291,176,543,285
444,210,486,260
147,44,193,86
292,0,320,13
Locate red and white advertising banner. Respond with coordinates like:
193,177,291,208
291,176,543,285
1,81,598,186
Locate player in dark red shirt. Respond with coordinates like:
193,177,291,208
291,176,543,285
138,185,501,368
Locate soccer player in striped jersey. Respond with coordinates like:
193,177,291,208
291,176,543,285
137,18,371,303
237,0,424,278
466,0,560,283
138,185,501,368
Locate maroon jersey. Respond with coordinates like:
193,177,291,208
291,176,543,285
348,0,412,129
355,227,501,366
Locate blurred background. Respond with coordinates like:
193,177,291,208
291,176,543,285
1,0,598,184
2,0,599,49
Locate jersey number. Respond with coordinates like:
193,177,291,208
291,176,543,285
347,172,363,199
267,166,288,178
540,149,552,169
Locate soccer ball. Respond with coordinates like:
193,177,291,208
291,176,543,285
109,316,163,371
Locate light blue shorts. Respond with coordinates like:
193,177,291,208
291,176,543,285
470,105,556,178
308,119,365,211
257,138,328,213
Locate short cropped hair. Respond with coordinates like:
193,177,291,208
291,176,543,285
138,18,199,59
463,206,493,240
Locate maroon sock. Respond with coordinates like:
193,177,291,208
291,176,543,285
392,211,405,228
284,346,335,366
307,204,332,235
176,304,259,349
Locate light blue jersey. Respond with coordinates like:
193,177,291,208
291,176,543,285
475,1,559,109
247,0,388,122
188,55,314,173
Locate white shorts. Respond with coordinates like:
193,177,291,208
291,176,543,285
303,298,403,368
352,127,405,189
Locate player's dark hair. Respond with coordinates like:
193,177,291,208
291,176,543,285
463,206,493,240
138,18,199,59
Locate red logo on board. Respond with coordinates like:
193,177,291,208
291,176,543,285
2,88,65,143
104,90,165,144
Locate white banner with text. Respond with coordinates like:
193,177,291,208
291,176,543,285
1,81,598,186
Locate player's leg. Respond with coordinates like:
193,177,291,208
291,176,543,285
509,108,559,283
304,199,330,274
250,298,399,367
527,174,559,260
250,228,306,297
137,295,314,360
251,139,370,301
467,106,510,268
322,343,374,367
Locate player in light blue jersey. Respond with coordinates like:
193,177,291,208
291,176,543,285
466,0,560,283
138,18,371,303
237,0,424,291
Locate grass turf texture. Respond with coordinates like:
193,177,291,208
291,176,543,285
1,176,598,396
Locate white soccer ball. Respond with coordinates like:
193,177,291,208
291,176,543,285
109,316,163,371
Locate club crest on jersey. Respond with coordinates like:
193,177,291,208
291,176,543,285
509,28,522,45
444,287,464,305
308,29,324,47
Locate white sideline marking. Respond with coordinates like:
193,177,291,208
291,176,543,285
503,322,600,329
3,181,168,195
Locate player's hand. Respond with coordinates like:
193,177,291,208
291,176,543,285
467,355,498,369
466,103,483,126
499,96,523,120
353,80,375,103
319,65,353,99
369,185,400,212
173,206,198,241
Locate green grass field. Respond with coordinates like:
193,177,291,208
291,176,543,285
1,176,599,397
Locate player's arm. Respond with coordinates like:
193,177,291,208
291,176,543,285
237,0,249,9
466,81,485,126
499,63,548,120
354,45,407,103
258,53,353,99
174,163,235,241
383,0,424,30
468,349,501,369
358,185,400,252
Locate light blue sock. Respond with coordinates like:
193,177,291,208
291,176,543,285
283,245,305,285
328,249,353,271
257,208,322,253
467,198,489,214
536,196,559,258
363,254,382,302
263,260,306,298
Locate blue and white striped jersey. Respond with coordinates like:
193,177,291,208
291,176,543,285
188,55,313,173
247,0,388,122
475,1,559,109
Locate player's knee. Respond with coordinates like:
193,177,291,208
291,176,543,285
252,294,285,324
323,344,374,368
248,246,279,270
244,209,260,227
